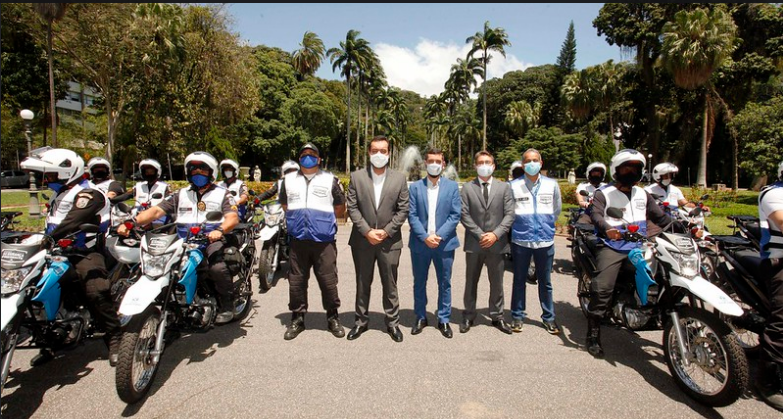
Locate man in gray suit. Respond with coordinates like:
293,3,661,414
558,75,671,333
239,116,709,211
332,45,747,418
346,136,410,342
460,150,515,334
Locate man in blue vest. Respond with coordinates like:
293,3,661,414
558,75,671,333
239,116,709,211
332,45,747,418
509,148,562,335
279,143,346,340
408,147,461,338
756,160,783,411
587,149,672,358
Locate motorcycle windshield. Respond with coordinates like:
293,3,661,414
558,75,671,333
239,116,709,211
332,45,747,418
144,232,179,256
1,241,46,270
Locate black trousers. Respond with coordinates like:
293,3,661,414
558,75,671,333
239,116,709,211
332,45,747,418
196,240,233,304
288,239,341,315
587,247,630,319
70,252,121,336
352,245,401,328
762,259,783,365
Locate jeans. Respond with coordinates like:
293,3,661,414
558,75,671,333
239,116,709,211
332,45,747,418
510,244,556,322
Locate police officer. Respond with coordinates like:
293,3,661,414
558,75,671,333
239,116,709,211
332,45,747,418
87,157,124,200
218,159,250,222
279,143,346,340
756,160,783,411
586,149,672,358
118,151,239,324
21,148,120,366
257,160,300,202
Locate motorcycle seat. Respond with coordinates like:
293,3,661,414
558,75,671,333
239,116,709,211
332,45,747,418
734,249,767,282
744,222,762,245
575,223,595,232
710,235,752,247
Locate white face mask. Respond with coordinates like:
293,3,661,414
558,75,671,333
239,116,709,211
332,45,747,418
427,163,443,177
476,164,494,178
224,170,234,178
370,152,389,169
661,179,671,186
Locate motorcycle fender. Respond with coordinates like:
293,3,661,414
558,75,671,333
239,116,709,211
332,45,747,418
0,294,23,331
669,273,744,317
259,225,279,242
119,274,170,316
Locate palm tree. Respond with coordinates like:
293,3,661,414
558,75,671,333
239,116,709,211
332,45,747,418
505,100,541,139
327,30,374,173
561,69,595,122
594,60,626,151
292,31,325,80
466,21,511,150
661,7,737,187
33,3,69,147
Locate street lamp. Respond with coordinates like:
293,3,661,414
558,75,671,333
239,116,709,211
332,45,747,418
20,109,41,218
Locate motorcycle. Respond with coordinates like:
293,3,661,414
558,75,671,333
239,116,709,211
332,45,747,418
256,200,287,293
1,211,21,232
105,203,142,327
114,212,252,403
572,207,749,406
726,215,762,251
1,224,102,392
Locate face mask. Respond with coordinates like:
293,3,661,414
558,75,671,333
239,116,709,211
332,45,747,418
224,170,234,179
660,179,671,187
427,163,443,177
524,162,541,176
91,170,108,181
476,164,494,178
616,171,640,186
47,181,65,194
588,175,603,185
299,155,319,169
143,173,157,183
191,174,210,188
370,152,389,169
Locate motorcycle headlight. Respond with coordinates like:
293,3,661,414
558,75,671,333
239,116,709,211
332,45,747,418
265,213,281,227
142,252,172,278
1,266,32,294
672,251,699,279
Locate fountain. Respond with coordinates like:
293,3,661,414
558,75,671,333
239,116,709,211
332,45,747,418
442,164,460,183
397,145,423,182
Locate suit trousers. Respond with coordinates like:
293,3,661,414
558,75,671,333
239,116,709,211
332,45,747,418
288,239,341,314
352,245,402,328
411,247,454,323
463,252,505,321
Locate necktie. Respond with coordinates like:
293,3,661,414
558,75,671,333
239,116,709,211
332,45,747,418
482,182,489,203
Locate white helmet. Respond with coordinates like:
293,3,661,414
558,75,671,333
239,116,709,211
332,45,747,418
21,147,85,185
585,162,607,179
652,162,679,183
220,159,239,172
185,151,218,182
87,157,111,172
610,148,646,182
139,158,162,177
281,160,300,174
509,160,523,178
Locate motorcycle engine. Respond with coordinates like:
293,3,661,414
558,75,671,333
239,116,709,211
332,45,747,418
187,296,217,328
613,288,654,330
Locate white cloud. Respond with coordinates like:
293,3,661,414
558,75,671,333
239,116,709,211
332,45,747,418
375,39,533,98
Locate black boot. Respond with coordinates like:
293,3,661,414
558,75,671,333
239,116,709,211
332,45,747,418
586,317,604,358
216,294,234,325
30,348,55,367
284,313,305,340
756,360,783,412
104,333,122,367
326,310,345,338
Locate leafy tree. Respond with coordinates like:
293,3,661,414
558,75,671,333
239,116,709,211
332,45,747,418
556,21,577,73
730,95,783,181
505,100,540,139
496,126,582,176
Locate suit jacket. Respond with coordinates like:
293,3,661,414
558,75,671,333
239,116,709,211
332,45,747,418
461,177,515,254
347,167,410,250
408,177,461,252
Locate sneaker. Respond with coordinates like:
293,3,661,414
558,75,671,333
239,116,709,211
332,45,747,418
327,316,345,338
511,319,524,333
543,320,561,335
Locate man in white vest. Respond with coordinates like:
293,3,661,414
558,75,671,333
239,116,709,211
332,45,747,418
279,143,346,340
587,149,671,358
21,148,120,366
87,157,124,199
118,151,239,324
218,159,250,222
509,148,562,335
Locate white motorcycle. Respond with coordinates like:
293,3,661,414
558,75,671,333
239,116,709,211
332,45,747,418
256,201,286,293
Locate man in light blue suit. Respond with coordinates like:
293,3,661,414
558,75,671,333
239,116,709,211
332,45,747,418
408,147,461,338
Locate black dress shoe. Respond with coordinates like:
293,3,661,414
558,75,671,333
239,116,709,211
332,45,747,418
491,319,513,335
327,316,345,338
387,326,403,342
437,322,453,339
411,318,428,335
459,319,473,333
347,325,368,340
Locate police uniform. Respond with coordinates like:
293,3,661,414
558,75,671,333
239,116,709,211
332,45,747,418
759,181,783,367
218,178,249,221
575,181,606,224
279,169,345,316
156,184,237,306
134,180,169,225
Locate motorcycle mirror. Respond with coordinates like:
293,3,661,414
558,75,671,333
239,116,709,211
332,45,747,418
689,207,702,217
606,207,624,219
579,190,590,197
79,223,101,233
116,202,131,213
230,190,237,196
700,194,710,200
151,193,163,199
248,190,256,196
205,211,223,222
42,193,50,201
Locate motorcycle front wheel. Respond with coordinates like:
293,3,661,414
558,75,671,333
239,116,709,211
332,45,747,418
663,306,749,407
257,243,277,293
116,307,163,404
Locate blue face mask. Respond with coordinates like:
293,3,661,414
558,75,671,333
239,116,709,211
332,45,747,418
299,155,319,169
191,174,210,188
47,181,65,194
524,162,541,176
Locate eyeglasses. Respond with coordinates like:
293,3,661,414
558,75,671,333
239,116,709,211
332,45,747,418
188,162,210,172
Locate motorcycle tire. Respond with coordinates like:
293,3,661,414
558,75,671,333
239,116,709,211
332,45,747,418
232,273,253,322
663,306,749,407
116,307,163,404
257,244,277,293
577,271,592,319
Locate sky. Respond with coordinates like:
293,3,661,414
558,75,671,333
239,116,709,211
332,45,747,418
227,3,627,97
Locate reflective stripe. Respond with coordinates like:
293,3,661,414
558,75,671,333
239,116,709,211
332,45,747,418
218,179,247,219
760,182,783,259
175,187,226,238
602,185,648,252
510,176,557,243
46,180,110,249
284,171,337,242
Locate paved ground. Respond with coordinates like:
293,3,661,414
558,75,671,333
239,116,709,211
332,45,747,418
0,224,779,419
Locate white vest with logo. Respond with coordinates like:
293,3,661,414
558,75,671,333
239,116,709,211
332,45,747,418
46,180,110,249
284,171,337,242
602,185,649,252
175,186,226,238
134,181,168,224
218,179,247,219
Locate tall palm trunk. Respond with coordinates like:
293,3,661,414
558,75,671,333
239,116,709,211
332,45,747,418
345,75,352,174
46,23,57,146
697,95,709,187
364,99,369,167
355,83,362,169
482,53,488,150
458,134,462,171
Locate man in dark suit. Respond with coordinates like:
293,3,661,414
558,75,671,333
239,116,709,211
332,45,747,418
408,147,461,338
460,151,515,334
346,136,410,343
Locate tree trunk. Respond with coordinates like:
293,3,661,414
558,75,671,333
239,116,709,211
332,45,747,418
697,96,708,188
355,86,361,169
345,76,351,174
47,23,58,147
364,100,369,167
482,53,488,151
458,134,462,171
